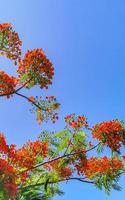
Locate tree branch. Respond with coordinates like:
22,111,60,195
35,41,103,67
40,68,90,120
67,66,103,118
19,177,94,191
15,91,44,110
17,143,100,175
0,78,33,97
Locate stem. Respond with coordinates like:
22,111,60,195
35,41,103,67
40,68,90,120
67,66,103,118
0,78,33,97
0,31,6,49
0,77,46,111
15,91,43,110
63,132,75,155
15,78,33,93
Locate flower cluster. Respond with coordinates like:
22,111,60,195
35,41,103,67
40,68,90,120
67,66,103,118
0,23,22,64
65,114,88,129
17,48,54,89
12,140,48,168
45,159,72,178
59,166,72,178
92,120,125,151
74,154,87,175
0,71,18,97
0,134,18,198
0,133,9,154
84,157,124,179
29,95,60,125
0,23,12,30
0,133,49,198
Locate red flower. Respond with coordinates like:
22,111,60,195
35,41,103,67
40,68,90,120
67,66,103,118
17,48,54,89
28,96,35,102
91,120,124,151
83,157,124,178
0,23,22,64
0,71,18,97
65,114,88,129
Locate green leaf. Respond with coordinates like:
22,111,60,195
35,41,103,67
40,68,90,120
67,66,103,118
54,130,68,138
55,136,69,155
20,73,29,81
112,151,120,158
76,131,86,137
73,131,86,147
97,143,104,154
74,131,85,141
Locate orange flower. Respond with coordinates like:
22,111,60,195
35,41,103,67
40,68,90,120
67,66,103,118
0,23,22,64
28,96,35,102
12,140,48,168
50,160,72,178
17,48,54,89
83,157,124,178
0,71,18,97
65,114,88,129
1,52,5,56
0,23,12,30
91,120,124,151
0,133,9,154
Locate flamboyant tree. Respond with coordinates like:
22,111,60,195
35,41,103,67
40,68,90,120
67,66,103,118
0,22,124,200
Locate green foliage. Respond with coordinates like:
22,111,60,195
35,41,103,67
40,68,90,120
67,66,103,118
17,181,64,200
95,173,122,195
54,136,69,155
54,130,68,138
97,143,104,154
73,131,86,146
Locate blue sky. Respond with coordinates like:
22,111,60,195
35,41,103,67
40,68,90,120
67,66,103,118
0,0,125,199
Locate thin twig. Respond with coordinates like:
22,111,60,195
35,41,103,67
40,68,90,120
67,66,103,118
15,91,45,110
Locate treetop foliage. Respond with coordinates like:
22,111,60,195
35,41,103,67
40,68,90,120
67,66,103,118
0,22,124,200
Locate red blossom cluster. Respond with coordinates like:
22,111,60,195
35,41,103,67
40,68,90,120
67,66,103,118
0,23,12,30
59,166,72,178
17,48,54,89
74,156,87,175
0,133,9,154
0,133,49,198
83,157,124,178
45,159,73,178
0,71,18,97
0,23,22,64
92,120,125,151
0,141,18,198
65,114,88,129
12,140,48,168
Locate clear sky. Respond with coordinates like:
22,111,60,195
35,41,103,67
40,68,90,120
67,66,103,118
0,0,125,199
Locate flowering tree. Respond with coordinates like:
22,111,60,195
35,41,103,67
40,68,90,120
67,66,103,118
0,22,125,200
